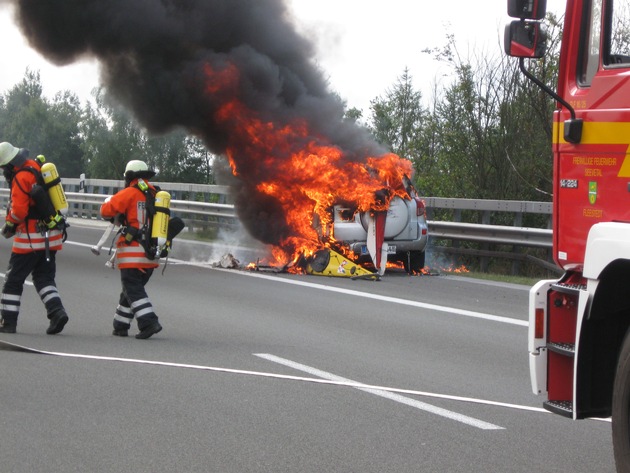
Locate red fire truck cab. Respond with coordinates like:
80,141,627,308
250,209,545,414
506,0,630,469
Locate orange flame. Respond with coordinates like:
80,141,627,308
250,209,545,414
205,63,413,266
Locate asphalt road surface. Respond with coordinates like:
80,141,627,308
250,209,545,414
0,218,615,473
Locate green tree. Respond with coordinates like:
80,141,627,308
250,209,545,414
344,106,363,123
178,136,215,184
43,91,85,177
0,71,217,183
370,68,428,162
495,11,564,202
143,131,214,184
0,69,84,177
415,18,562,202
81,88,215,183
80,89,143,179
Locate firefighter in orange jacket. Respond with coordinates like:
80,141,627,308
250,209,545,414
0,142,69,334
100,160,162,339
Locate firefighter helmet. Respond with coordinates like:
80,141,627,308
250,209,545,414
0,142,20,167
124,160,155,179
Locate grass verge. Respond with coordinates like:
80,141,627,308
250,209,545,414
439,270,544,287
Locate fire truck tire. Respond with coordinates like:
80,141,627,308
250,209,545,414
612,327,630,470
402,250,425,274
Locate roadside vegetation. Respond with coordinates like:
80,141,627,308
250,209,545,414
440,270,541,287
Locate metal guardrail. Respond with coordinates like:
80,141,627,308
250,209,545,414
422,197,552,248
0,178,554,249
429,221,551,248
62,192,237,220
423,196,552,215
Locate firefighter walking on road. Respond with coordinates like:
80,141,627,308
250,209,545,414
0,142,69,335
100,160,162,339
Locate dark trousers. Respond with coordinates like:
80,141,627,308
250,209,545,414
1,251,64,325
113,267,159,331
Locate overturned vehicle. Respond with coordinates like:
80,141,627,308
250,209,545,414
313,176,429,275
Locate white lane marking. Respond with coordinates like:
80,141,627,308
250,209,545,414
2,339,608,423
69,239,527,327
0,339,522,422
212,265,528,327
255,353,504,430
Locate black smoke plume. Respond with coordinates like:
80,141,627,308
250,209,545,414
6,0,390,254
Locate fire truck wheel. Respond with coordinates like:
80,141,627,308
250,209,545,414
612,327,630,470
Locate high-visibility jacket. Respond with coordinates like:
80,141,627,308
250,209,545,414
100,178,159,270
7,159,63,254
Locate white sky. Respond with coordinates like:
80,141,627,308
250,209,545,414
0,0,564,114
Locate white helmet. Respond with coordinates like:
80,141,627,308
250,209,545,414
125,160,149,174
124,159,155,180
0,142,20,167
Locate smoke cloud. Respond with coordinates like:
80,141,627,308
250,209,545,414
7,0,390,252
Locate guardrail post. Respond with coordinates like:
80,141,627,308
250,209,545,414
77,174,85,218
480,211,490,272
452,208,462,253
512,212,523,275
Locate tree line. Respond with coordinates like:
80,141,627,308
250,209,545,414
0,70,214,183
0,16,562,203
364,14,562,207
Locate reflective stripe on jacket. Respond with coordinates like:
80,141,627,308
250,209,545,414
12,228,63,254
114,244,157,269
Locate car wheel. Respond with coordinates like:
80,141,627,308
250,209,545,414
402,251,426,274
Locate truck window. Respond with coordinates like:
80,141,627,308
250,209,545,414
579,0,603,85
605,0,630,65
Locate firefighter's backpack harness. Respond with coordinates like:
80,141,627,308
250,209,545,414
117,179,184,270
10,161,69,259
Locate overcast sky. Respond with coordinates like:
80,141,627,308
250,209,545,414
0,0,563,114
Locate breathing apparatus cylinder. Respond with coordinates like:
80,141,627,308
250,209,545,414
151,191,171,251
41,162,68,216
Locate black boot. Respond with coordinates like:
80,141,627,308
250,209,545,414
136,321,162,339
0,318,16,334
47,309,69,335
0,324,16,333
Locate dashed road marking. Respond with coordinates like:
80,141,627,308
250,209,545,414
255,353,504,430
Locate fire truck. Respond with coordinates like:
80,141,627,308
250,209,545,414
505,0,630,468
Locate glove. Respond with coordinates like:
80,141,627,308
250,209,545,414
1,221,16,239
113,213,125,226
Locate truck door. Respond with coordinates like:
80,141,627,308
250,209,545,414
554,0,630,271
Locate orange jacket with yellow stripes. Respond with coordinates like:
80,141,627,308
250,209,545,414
6,159,63,254
100,178,159,270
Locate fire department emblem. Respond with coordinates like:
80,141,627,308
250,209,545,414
588,181,598,205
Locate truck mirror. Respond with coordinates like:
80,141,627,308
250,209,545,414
504,21,547,58
507,0,547,20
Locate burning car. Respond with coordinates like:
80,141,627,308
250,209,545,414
325,176,429,274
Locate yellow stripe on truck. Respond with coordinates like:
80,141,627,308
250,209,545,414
553,121,630,177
